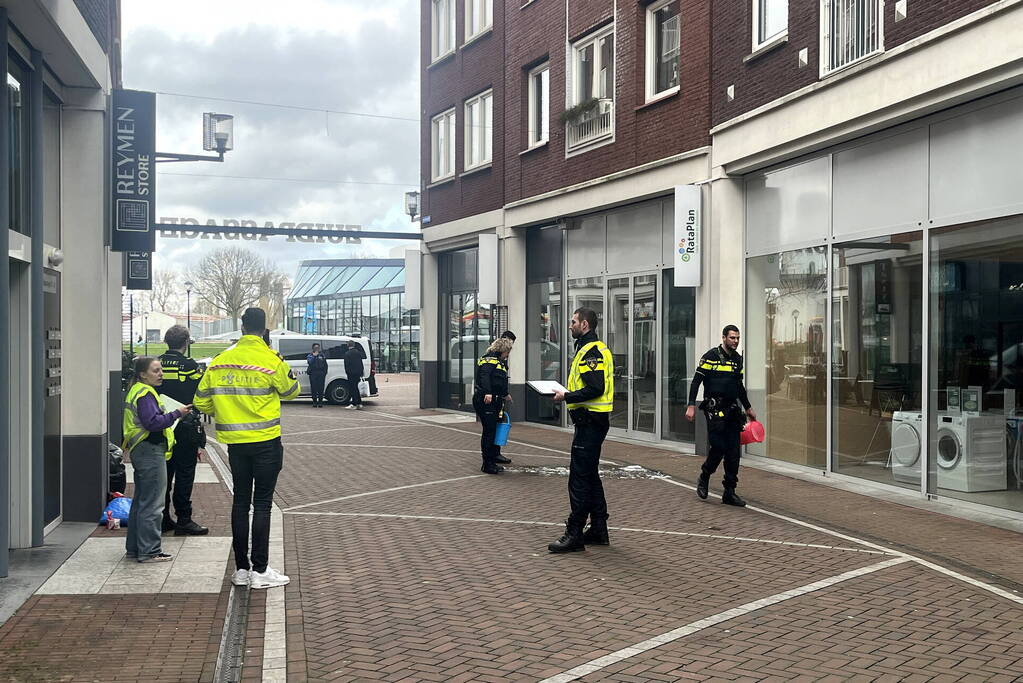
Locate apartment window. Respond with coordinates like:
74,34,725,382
646,0,681,100
753,0,788,49
464,90,493,170
567,26,614,150
431,109,456,181
431,0,455,61
822,0,882,74
527,63,550,147
465,0,492,42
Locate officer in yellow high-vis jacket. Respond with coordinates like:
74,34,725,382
194,308,299,590
549,307,614,553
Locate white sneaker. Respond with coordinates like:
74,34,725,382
231,569,250,586
250,566,290,589
345,404,356,410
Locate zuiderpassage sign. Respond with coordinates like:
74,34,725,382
673,184,702,287
111,89,156,252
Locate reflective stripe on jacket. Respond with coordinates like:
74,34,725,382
193,335,300,443
122,382,176,460
566,340,614,412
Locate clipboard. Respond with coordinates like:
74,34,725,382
159,393,186,432
527,380,568,395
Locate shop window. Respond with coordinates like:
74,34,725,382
662,271,696,444
753,0,787,50
646,0,680,101
464,90,492,170
527,63,549,148
7,61,29,235
431,108,456,182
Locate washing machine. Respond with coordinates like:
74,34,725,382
935,414,1007,492
890,411,923,485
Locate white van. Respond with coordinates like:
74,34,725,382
269,333,376,404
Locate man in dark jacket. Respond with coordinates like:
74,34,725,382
343,343,366,409
306,343,328,408
158,325,209,535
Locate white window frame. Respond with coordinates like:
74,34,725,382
645,0,681,102
527,63,550,148
752,0,788,52
569,24,615,106
463,90,493,171
431,0,456,62
819,0,884,77
465,0,493,43
431,108,456,182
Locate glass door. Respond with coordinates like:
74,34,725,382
604,273,659,439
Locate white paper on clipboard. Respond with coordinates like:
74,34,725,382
527,380,568,395
159,393,186,431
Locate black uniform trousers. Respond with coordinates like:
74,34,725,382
345,377,363,406
702,414,743,488
568,411,610,528
473,396,502,467
165,425,198,523
309,372,326,405
228,438,283,574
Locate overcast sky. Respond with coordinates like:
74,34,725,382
122,0,421,286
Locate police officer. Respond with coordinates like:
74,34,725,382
549,307,614,553
194,308,300,590
159,325,209,536
306,343,328,408
686,324,757,507
473,337,513,474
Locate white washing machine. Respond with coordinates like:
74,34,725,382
935,414,1007,492
890,411,923,485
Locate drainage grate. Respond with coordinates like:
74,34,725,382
214,585,250,683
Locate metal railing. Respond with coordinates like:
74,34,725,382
566,99,614,149
822,0,882,74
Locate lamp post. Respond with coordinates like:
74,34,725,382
184,280,194,357
143,310,149,356
404,191,420,222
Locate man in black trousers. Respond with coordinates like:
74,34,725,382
344,342,366,410
306,343,328,407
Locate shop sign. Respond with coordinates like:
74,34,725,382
124,251,152,290
674,185,702,287
111,89,156,252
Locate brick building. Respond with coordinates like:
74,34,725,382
416,0,1023,522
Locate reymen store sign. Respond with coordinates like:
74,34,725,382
111,89,156,252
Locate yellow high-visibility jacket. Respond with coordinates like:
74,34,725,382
566,340,614,412
122,382,177,459
194,335,300,443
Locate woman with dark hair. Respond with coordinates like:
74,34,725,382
123,356,191,563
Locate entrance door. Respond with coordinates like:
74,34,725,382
604,273,659,439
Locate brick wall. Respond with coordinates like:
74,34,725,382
423,0,711,228
712,0,1002,127
73,0,112,53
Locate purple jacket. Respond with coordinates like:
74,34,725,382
137,393,180,433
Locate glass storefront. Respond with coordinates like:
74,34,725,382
526,226,563,424
439,248,493,410
662,271,696,443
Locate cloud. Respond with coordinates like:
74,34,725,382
122,0,421,281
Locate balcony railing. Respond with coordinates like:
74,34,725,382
822,0,882,74
565,98,614,150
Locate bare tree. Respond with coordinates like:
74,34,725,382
256,263,290,330
186,247,265,325
146,268,182,312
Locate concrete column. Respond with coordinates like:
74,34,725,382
501,231,527,418
701,176,745,351
60,93,110,522
419,249,440,408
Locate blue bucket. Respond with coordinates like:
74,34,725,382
494,412,511,446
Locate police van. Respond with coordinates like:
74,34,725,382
269,332,377,404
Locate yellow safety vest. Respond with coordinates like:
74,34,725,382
193,335,301,444
477,355,508,373
122,382,176,460
566,340,614,412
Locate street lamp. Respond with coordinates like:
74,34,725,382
184,280,194,357
143,311,149,356
404,191,420,222
156,112,236,163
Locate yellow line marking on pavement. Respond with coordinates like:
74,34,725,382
657,476,1023,606
280,475,487,512
539,557,911,683
282,511,888,554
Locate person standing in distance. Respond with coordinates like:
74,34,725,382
158,325,209,536
549,308,614,552
473,337,513,474
194,308,300,589
343,342,366,410
306,343,328,408
686,325,757,507
494,330,516,464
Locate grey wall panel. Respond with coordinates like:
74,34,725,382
606,200,663,274
566,215,606,278
746,156,830,256
930,95,1023,225
833,127,928,239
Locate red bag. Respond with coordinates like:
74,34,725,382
740,420,766,445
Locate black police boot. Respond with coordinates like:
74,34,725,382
721,488,747,507
582,519,609,546
174,519,210,535
495,455,511,464
162,514,176,533
696,473,710,500
548,520,585,553
481,463,503,474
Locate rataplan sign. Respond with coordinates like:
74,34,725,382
111,89,156,252
159,218,362,244
673,184,702,287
